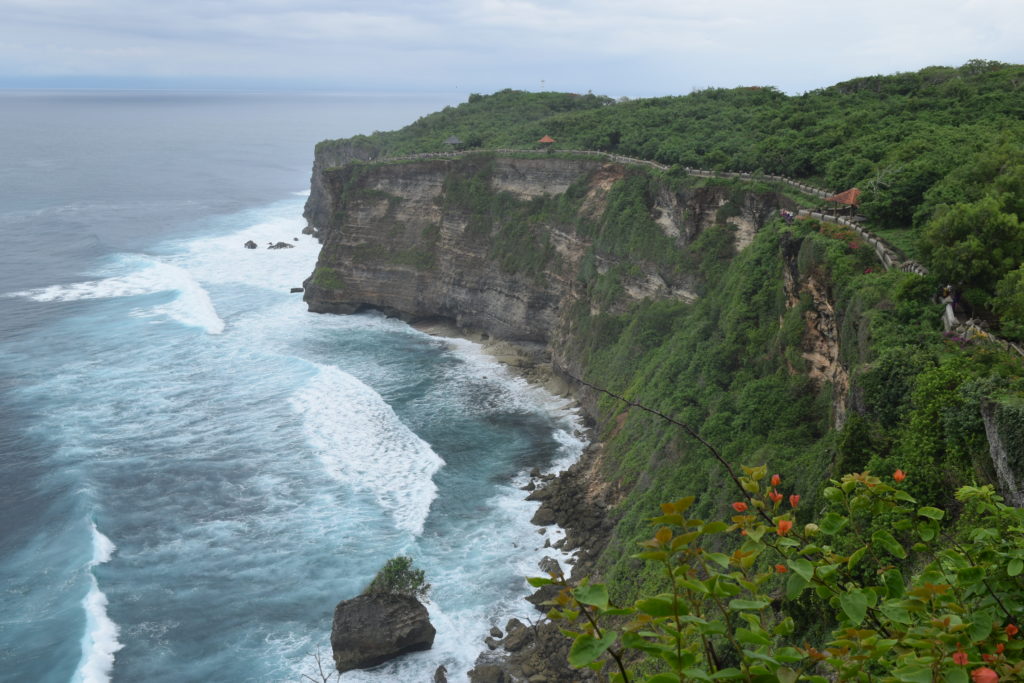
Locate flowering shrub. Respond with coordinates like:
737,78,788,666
532,467,1024,682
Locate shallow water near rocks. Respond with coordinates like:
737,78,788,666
0,91,582,682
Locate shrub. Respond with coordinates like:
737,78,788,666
365,556,430,600
534,466,1024,682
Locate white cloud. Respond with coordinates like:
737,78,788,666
0,0,1021,93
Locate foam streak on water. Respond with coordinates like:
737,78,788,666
290,364,446,536
72,523,123,683
7,257,225,334
1,195,588,682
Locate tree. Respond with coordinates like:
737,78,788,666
993,266,1024,341
920,195,1023,307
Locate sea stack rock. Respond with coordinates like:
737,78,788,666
268,241,294,249
330,593,435,673
243,240,257,249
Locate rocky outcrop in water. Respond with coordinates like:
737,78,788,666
330,593,435,673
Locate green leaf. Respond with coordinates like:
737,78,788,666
839,590,868,626
634,551,669,561
892,489,917,503
774,646,803,662
680,670,712,681
568,630,618,668
773,617,795,636
847,546,867,571
676,578,709,594
957,566,985,585
882,568,905,598
872,529,907,559
705,552,730,568
819,512,849,535
880,602,912,624
701,521,728,535
943,666,969,683
636,597,676,617
728,599,768,610
643,675,681,683
892,664,935,683
968,611,994,642
917,521,937,541
786,572,809,600
788,558,814,582
674,496,696,513
917,506,945,520
735,627,772,646
651,513,684,526
776,668,798,683
573,584,610,610
1009,558,1023,577
527,576,553,587
621,632,671,655
710,668,743,679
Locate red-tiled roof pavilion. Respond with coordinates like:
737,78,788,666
538,135,555,143
825,188,861,206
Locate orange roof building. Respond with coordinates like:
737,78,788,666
538,135,555,144
825,188,861,206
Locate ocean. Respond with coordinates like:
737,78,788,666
0,91,585,682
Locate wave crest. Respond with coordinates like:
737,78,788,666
290,365,445,536
73,523,123,683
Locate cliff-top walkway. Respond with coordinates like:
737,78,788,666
368,148,928,276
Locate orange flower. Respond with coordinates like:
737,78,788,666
996,643,1005,654
771,474,781,486
732,501,749,512
1006,623,1019,637
769,490,783,504
982,654,996,663
970,667,998,683
775,564,788,573
893,469,906,482
789,494,800,508
953,650,969,665
777,519,793,536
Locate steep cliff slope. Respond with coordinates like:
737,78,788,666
302,145,1024,680
303,154,754,344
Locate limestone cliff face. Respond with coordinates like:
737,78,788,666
781,236,850,429
304,139,381,234
302,155,712,346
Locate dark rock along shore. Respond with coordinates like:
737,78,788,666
330,593,436,673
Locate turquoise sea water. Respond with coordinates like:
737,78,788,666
0,92,584,681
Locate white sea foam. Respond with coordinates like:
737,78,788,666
440,336,582,421
8,258,225,334
72,523,123,683
289,364,445,536
168,208,318,293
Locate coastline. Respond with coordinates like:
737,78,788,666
412,320,615,682
411,320,572,398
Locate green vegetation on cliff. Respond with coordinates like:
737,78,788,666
319,61,1024,337
310,62,1024,679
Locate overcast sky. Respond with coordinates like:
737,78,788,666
2,0,1022,96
